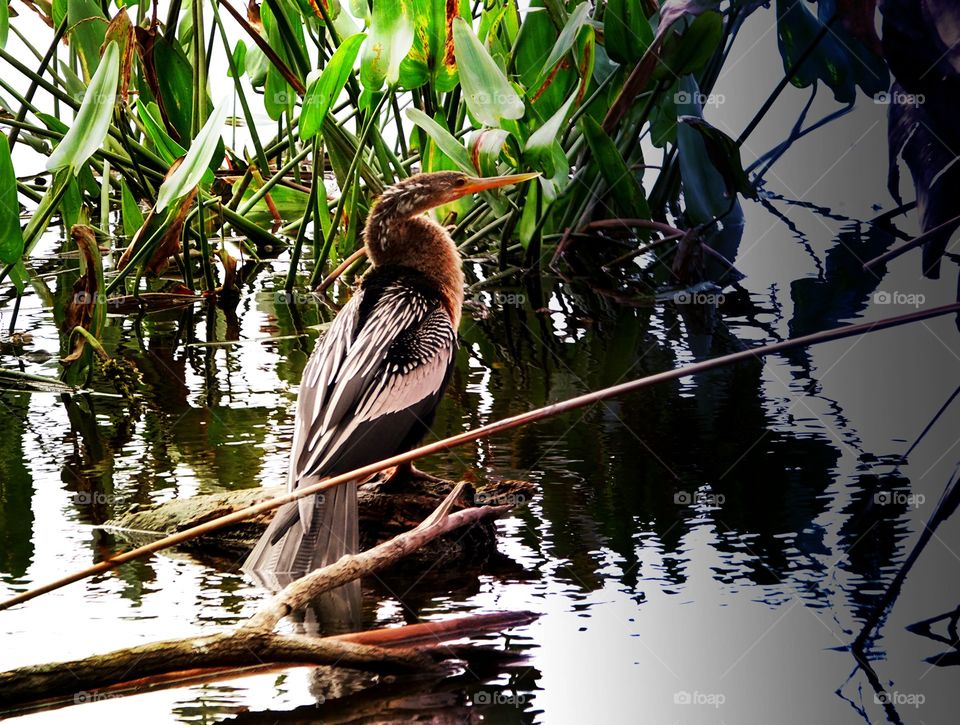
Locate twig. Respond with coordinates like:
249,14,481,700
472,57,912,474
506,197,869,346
314,247,367,294
863,212,960,270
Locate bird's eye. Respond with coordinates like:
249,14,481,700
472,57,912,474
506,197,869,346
455,177,467,186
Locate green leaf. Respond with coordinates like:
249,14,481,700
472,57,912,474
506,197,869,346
46,41,119,175
405,107,473,173
120,179,145,239
453,16,524,127
524,90,577,166
361,0,414,90
156,99,228,211
228,39,246,78
653,11,723,82
301,33,366,141
604,0,653,64
398,0,467,92
0,0,9,50
531,2,590,90
468,128,510,176
0,137,23,264
137,99,187,165
67,0,108,81
514,7,572,117
579,115,650,222
776,0,888,102
675,75,738,223
677,115,754,200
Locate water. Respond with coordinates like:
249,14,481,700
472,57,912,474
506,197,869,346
3,8,960,724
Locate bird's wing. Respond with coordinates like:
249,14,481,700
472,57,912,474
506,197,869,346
289,279,457,520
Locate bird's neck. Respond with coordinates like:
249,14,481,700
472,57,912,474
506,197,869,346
364,196,465,327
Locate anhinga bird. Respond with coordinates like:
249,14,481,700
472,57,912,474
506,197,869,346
243,170,538,588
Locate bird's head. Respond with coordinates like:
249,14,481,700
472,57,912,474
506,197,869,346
383,170,540,214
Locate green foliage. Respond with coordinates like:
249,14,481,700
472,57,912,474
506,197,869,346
156,100,229,211
453,16,524,128
361,0,414,90
0,0,904,350
46,41,119,175
301,33,366,140
0,139,23,264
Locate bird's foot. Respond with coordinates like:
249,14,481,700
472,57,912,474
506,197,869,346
366,461,445,492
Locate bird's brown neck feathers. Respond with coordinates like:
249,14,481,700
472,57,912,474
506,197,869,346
363,182,465,327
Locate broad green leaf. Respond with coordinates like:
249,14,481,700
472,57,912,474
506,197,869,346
120,179,145,238
604,0,653,64
453,16,524,127
514,7,574,118
301,33,366,141
524,90,577,171
653,11,723,82
156,100,228,211
60,176,83,230
136,24,218,153
518,182,539,250
263,0,310,80
675,75,740,223
47,41,119,174
398,0,467,92
67,0,108,80
0,0,9,50
531,2,590,90
776,0,887,102
261,0,303,120
405,107,473,173
228,39,247,78
361,0,414,90
579,115,650,221
0,137,23,264
52,0,67,29
137,99,187,165
469,128,510,176
57,61,88,102
34,113,99,196
677,115,754,200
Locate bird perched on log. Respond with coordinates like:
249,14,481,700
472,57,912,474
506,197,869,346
243,170,538,589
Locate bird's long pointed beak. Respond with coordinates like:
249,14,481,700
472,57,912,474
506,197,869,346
457,171,540,197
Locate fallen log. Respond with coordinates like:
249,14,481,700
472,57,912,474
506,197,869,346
0,485,537,710
103,473,535,573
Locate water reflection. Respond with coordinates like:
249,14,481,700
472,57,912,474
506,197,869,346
0,203,959,723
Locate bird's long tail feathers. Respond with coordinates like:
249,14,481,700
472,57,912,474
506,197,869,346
242,481,360,630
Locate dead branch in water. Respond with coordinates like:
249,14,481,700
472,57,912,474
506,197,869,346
3,302,960,612
0,485,526,709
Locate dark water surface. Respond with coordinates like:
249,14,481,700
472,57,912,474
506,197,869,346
3,11,960,725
